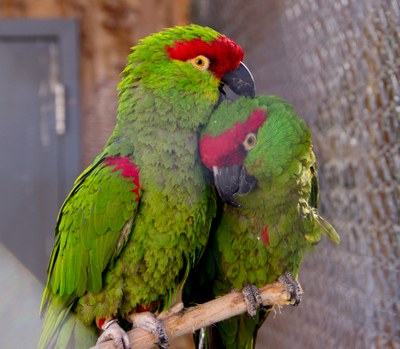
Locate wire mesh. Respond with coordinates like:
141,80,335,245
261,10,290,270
192,0,399,348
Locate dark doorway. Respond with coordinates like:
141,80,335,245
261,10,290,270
0,19,81,284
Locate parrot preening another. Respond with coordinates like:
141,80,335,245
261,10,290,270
183,95,340,349
38,24,255,349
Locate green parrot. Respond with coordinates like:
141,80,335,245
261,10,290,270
183,95,340,349
38,24,255,349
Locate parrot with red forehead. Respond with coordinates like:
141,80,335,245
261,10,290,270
38,24,255,349
184,95,339,349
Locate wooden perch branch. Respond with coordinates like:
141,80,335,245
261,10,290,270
93,281,291,349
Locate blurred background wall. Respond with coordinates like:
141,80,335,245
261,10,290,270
1,0,189,166
0,0,399,348
191,1,399,348
0,1,192,348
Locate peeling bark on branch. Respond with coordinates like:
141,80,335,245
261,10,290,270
93,281,291,349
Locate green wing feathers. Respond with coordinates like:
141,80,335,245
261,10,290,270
39,156,141,348
37,292,97,349
316,215,340,244
190,95,340,349
307,164,340,244
44,156,141,298
309,164,319,209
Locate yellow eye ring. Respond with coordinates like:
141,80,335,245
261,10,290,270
189,55,210,71
243,133,257,151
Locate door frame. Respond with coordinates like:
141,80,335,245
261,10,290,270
0,19,81,201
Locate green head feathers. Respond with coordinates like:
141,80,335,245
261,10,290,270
200,95,340,244
200,95,313,207
118,24,249,104
114,24,254,134
200,95,312,178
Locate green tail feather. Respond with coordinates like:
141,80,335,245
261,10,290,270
317,216,340,244
38,293,97,349
198,311,267,349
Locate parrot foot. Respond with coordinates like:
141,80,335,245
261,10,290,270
278,271,303,306
242,284,264,317
96,319,131,349
130,312,170,349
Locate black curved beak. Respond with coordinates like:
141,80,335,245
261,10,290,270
221,62,256,99
213,164,257,208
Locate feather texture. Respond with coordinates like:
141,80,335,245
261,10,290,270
184,95,340,349
38,24,250,348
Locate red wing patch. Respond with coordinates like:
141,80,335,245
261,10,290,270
136,304,152,313
104,156,141,201
96,317,106,330
261,225,270,247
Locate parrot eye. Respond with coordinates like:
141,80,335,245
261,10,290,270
189,55,210,71
243,133,257,151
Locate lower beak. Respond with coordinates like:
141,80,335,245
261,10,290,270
213,165,257,208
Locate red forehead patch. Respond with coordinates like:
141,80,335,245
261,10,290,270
166,36,244,79
200,108,267,170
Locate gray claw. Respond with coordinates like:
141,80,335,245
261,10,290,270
96,320,131,349
130,312,169,349
242,284,263,317
278,271,303,306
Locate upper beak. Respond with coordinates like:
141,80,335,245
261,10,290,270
221,62,256,98
213,165,257,208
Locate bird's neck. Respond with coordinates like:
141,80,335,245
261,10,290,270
237,184,300,212
103,88,210,191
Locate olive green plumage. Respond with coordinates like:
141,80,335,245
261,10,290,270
184,95,340,349
37,24,251,348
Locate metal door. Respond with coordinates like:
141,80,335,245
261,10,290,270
0,19,81,283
